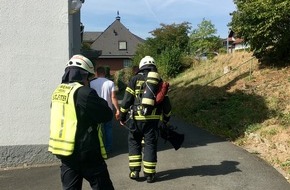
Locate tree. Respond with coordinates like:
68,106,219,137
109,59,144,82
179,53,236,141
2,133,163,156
230,0,290,62
149,22,191,54
134,22,192,78
189,18,222,55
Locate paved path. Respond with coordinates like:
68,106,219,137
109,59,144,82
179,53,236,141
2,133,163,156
0,117,289,190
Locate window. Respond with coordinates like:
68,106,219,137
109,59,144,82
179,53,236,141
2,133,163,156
119,41,127,50
123,59,132,68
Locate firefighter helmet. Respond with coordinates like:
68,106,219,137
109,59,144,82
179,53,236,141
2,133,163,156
139,56,156,69
66,54,94,75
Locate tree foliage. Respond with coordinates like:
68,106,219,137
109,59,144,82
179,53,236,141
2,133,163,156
157,46,184,79
150,22,191,54
189,19,222,55
230,0,290,62
134,22,191,78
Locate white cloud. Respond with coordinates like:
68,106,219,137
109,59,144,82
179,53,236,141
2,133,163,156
81,0,236,39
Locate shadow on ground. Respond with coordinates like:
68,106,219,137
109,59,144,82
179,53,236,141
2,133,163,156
157,160,241,182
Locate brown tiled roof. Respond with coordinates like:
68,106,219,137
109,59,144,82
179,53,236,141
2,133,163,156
226,37,244,44
233,38,244,44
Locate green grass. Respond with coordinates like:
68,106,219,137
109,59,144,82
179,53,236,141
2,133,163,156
169,52,277,140
116,52,285,142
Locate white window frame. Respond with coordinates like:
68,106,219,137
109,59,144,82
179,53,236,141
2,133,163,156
119,41,127,50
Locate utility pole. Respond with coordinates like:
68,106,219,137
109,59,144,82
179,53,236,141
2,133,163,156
227,34,229,54
227,27,233,54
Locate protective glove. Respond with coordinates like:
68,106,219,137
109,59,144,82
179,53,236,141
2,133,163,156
162,115,170,124
160,122,168,130
119,113,127,126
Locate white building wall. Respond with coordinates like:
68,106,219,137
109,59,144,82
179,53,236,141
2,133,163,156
234,43,250,51
0,0,72,167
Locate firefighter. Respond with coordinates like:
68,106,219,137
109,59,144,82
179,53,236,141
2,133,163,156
119,56,172,183
48,55,114,190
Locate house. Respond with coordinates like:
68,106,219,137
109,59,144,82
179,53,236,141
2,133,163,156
224,37,250,53
224,30,250,53
231,38,250,51
83,13,145,74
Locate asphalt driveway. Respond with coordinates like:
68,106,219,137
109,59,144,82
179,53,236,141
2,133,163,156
0,117,289,190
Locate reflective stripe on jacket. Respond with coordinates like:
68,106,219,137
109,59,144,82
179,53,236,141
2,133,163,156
48,82,82,156
120,68,172,122
97,124,107,159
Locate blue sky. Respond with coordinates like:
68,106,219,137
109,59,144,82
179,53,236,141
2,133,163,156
81,0,236,39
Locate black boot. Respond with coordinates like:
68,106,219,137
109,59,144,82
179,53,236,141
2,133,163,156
145,173,155,183
129,171,140,180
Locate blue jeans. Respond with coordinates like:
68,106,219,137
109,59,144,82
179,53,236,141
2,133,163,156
104,120,113,152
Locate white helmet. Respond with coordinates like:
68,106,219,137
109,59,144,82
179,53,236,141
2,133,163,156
139,56,156,69
66,54,94,75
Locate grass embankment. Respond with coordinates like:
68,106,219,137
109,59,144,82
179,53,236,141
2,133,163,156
169,51,290,181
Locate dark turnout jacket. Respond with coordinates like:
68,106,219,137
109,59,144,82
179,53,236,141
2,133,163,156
59,67,113,171
60,85,113,171
120,65,171,123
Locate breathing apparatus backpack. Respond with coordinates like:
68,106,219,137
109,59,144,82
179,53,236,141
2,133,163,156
139,71,169,115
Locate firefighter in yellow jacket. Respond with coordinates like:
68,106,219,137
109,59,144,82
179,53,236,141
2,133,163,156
119,56,172,183
48,55,114,190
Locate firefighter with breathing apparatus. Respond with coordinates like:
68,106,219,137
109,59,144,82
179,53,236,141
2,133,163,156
48,54,114,190
119,55,172,183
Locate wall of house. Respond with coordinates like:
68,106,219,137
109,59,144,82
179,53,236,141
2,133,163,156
95,58,125,75
0,1,71,168
234,43,250,51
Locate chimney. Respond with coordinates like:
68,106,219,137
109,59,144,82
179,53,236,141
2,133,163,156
116,10,120,21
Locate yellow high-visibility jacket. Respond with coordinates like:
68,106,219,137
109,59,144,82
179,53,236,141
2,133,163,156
48,82,82,156
49,82,109,159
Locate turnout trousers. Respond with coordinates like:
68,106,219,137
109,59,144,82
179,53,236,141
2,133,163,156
128,120,159,175
60,163,114,190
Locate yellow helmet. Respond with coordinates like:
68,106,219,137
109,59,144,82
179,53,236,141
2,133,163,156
139,56,155,69
66,54,94,75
